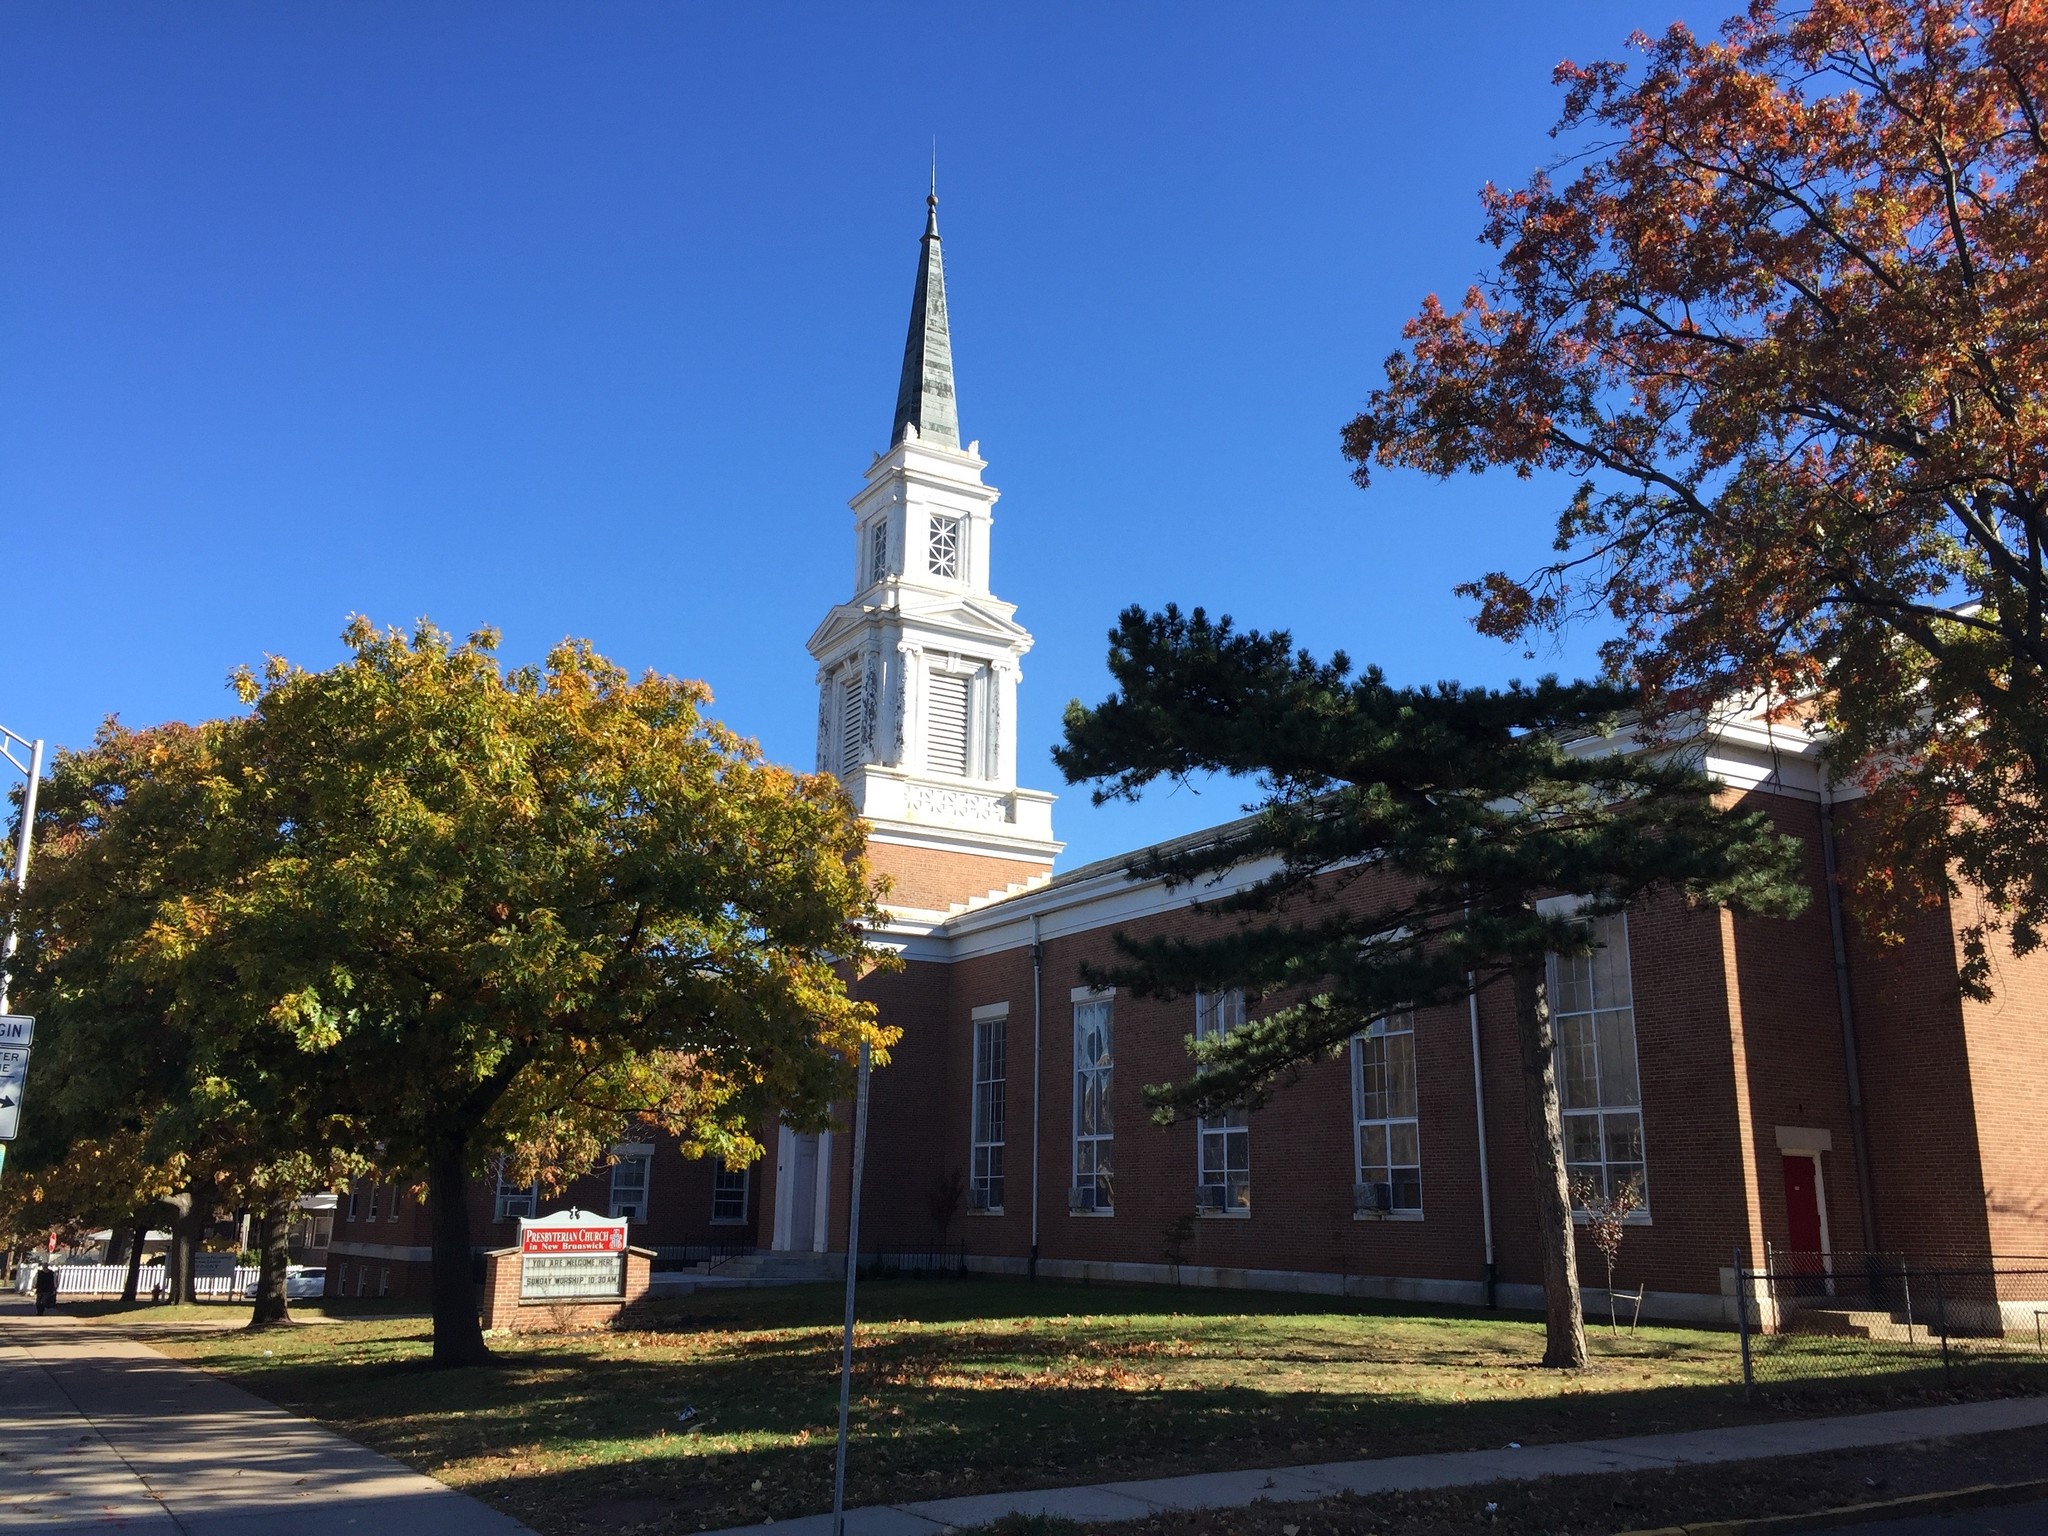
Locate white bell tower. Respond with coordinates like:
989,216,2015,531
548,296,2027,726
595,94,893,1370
805,188,1060,912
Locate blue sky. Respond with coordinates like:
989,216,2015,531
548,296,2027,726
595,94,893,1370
1,3,1698,869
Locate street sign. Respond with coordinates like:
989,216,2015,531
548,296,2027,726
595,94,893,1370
0,1046,27,1142
0,1016,33,1048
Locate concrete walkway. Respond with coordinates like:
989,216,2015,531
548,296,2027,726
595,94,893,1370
711,1395,2048,1536
0,1303,533,1534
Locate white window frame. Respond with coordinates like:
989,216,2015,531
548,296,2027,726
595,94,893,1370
711,1165,749,1225
365,1183,379,1222
345,1187,359,1221
867,519,889,587
1071,990,1114,1214
608,1154,651,1220
1194,990,1250,1215
969,1005,1007,1213
378,1267,391,1298
1351,1012,1423,1218
927,513,962,579
1548,910,1651,1217
493,1169,538,1222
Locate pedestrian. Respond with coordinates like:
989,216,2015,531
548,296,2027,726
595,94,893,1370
32,1264,58,1316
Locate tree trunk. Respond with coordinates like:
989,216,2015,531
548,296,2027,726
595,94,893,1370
1513,953,1588,1368
163,1189,204,1305
119,1213,148,1303
245,1196,294,1329
426,1136,493,1367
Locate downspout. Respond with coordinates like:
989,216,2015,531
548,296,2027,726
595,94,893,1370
1029,913,1044,1282
1818,783,1881,1256
1468,974,1497,1307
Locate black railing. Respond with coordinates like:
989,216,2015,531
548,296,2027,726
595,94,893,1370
860,1240,969,1279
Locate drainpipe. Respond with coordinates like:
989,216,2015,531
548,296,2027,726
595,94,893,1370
1468,974,1497,1306
1818,783,1881,1256
1029,913,1044,1282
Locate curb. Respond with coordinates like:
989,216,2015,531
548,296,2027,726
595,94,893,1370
1618,1476,2048,1536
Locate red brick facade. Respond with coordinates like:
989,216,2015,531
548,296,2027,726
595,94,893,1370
811,779,2045,1324
324,1138,760,1303
324,768,2044,1330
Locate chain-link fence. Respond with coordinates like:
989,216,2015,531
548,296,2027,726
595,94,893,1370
1737,1246,2048,1392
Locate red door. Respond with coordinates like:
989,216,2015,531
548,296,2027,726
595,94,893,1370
1781,1154,1827,1294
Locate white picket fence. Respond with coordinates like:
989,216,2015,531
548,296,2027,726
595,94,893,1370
15,1264,261,1298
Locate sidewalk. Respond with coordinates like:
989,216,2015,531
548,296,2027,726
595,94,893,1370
707,1395,2048,1536
0,1302,533,1534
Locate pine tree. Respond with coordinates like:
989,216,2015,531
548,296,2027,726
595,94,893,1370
1057,605,1808,1365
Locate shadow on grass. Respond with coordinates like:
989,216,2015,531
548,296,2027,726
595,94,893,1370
159,1278,2048,1536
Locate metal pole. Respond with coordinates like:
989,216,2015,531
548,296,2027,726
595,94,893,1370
1936,1270,1952,1382
0,732,46,1016
1467,972,1496,1306
1735,1244,1754,1398
831,1039,873,1536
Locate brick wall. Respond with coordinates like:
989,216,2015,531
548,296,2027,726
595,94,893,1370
866,840,1051,912
324,1132,764,1303
478,1246,653,1332
819,782,2048,1313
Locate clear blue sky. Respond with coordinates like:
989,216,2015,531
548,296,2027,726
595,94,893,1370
1,3,1699,869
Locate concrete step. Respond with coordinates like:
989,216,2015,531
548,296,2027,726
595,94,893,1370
711,1252,844,1285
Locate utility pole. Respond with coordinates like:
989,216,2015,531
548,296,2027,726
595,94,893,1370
0,724,45,1017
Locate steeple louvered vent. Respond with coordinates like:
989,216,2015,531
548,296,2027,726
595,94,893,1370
927,671,971,776
840,676,866,777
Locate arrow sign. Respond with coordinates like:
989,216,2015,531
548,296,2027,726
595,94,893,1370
0,1017,31,1048
0,1048,26,1142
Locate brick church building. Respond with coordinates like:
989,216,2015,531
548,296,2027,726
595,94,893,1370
328,194,2048,1324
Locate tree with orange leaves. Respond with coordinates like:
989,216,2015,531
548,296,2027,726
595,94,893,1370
1344,0,2048,991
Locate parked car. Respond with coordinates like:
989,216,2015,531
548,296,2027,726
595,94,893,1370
241,1265,327,1300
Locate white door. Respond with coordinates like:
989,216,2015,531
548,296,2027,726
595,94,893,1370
780,1132,820,1252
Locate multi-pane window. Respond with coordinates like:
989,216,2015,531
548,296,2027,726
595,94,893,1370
970,1014,1006,1211
366,1184,380,1222
1195,990,1250,1213
345,1187,359,1221
711,1166,749,1224
1071,997,1114,1212
926,670,972,776
868,520,889,587
928,514,961,578
494,1170,538,1221
609,1155,650,1220
1352,1013,1422,1214
1551,913,1649,1207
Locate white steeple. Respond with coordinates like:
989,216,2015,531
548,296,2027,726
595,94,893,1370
806,187,1060,907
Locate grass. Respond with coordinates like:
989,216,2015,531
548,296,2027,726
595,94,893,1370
138,1278,2025,1536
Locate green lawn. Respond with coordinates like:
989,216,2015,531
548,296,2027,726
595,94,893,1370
140,1279,1921,1536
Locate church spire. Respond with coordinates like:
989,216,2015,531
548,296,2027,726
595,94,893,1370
891,183,960,451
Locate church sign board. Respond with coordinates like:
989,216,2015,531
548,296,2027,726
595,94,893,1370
517,1210,629,1301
